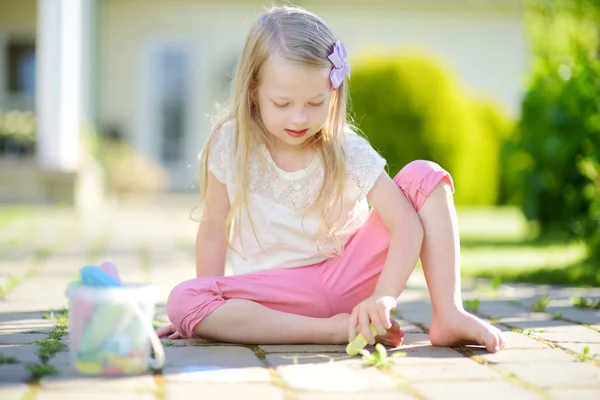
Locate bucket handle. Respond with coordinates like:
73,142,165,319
127,297,165,370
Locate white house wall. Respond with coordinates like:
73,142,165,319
98,0,530,188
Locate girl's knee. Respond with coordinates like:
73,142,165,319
166,278,225,338
394,160,454,211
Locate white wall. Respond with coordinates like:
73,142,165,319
98,0,530,188
317,7,530,116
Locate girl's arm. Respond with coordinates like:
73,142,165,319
348,172,423,343
366,172,423,298
195,170,230,278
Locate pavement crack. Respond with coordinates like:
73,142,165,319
248,345,298,400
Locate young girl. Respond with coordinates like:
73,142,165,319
157,5,506,353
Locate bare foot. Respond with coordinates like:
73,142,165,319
429,308,505,353
375,319,404,348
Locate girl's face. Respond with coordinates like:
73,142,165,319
255,53,332,150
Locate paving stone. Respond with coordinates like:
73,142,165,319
500,362,600,388
547,388,600,400
470,348,577,363
277,360,396,392
259,344,347,354
0,325,53,335
163,365,271,383
528,325,600,344
161,345,263,368
0,365,31,383
401,333,430,346
37,392,156,400
478,300,524,319
393,318,423,333
499,314,567,331
166,382,285,399
0,333,48,345
266,353,348,366
555,342,600,357
0,344,39,364
41,374,158,392
498,331,552,349
0,383,30,400
371,345,466,365
392,357,503,381
410,380,541,400
545,300,600,326
160,346,270,383
0,312,50,324
298,392,414,400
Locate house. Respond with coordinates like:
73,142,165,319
0,0,529,203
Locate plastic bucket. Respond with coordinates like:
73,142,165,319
65,283,164,375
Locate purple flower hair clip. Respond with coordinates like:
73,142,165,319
328,40,351,91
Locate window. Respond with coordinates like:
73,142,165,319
6,40,36,96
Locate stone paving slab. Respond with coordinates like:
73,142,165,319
411,380,543,400
0,383,29,400
500,362,600,388
470,347,577,363
547,388,600,400
298,393,415,400
1,200,600,400
276,360,397,392
392,358,504,381
166,382,285,399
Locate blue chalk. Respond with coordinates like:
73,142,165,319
80,265,122,287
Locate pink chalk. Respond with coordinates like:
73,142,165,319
99,261,121,283
69,299,96,351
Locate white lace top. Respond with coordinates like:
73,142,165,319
206,121,386,275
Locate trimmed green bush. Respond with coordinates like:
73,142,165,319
349,53,511,205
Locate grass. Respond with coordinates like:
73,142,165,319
457,206,598,287
0,206,26,229
0,354,18,364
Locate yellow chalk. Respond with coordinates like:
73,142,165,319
346,323,378,356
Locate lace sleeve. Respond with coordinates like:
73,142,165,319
346,132,387,201
203,122,234,184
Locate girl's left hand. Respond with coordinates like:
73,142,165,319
349,295,397,345
156,323,183,340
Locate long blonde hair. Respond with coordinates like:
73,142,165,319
196,5,352,256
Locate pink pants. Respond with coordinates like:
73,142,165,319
167,160,454,337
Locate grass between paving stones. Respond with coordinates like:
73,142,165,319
25,308,69,381
572,296,600,310
531,296,550,312
250,346,297,400
457,207,597,287
0,353,18,363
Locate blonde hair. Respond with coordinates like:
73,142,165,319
196,5,352,256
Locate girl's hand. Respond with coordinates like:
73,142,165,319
156,323,183,340
348,295,397,345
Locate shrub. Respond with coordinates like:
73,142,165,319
350,53,512,205
506,0,600,262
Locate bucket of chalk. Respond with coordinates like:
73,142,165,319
65,262,165,375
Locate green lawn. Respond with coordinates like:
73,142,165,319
457,207,598,287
